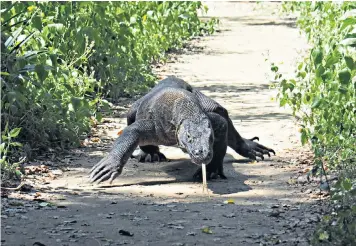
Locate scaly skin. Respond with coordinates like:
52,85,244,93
90,87,227,184
129,76,275,164
90,76,276,184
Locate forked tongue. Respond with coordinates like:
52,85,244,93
202,164,210,197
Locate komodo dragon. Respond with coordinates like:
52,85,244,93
89,76,275,184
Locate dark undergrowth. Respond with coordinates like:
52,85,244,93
0,1,218,182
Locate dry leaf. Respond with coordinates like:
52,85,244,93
80,139,89,147
91,137,101,143
202,227,213,234
224,199,235,204
48,172,56,180
117,129,123,136
25,165,49,174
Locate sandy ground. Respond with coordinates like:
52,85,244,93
1,2,326,246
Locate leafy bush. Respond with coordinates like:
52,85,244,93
273,2,355,245
0,124,24,181
0,1,218,179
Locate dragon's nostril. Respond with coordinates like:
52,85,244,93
193,149,203,156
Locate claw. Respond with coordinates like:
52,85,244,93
96,170,113,184
248,152,257,161
144,154,152,162
89,154,121,184
255,147,271,158
250,137,259,141
256,143,276,157
132,151,167,163
218,173,227,179
153,153,160,162
109,171,120,184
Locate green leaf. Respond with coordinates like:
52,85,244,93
318,231,329,241
311,96,321,109
96,112,103,122
47,23,64,31
35,64,48,82
341,17,356,30
15,170,23,178
341,9,356,19
345,56,354,70
39,202,50,207
202,227,213,234
50,54,57,68
301,129,308,145
0,72,10,76
342,178,352,191
9,128,21,138
338,86,348,94
338,68,351,85
312,48,323,66
341,38,356,47
271,65,278,72
32,16,42,31
316,65,325,78
10,142,23,147
0,143,5,153
71,97,82,110
325,52,340,67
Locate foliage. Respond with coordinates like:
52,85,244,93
1,1,218,179
0,124,25,181
273,2,356,245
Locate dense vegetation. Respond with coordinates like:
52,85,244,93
273,2,355,245
0,1,218,180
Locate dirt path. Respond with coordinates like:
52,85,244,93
2,3,325,246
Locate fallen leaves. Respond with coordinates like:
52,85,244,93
117,129,123,136
91,137,101,143
34,192,42,199
223,199,235,205
38,202,54,207
25,165,49,175
201,227,213,234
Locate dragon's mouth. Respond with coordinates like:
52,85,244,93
190,152,213,165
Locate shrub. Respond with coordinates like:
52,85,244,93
0,1,218,179
273,2,356,245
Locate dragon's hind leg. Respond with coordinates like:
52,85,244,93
131,145,168,162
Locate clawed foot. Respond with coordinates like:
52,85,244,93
193,167,227,181
240,137,276,161
131,149,167,162
89,154,121,184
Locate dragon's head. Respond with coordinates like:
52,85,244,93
177,117,214,165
